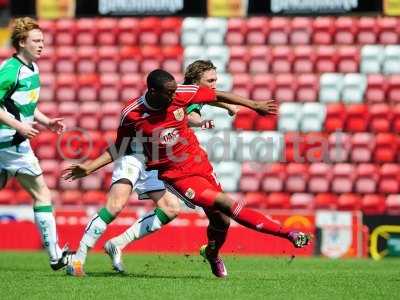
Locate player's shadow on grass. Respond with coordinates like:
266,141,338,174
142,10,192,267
86,272,203,280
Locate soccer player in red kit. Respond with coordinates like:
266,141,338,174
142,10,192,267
114,69,312,276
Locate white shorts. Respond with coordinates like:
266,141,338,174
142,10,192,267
111,154,165,198
0,140,42,182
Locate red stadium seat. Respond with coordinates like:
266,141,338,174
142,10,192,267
378,18,399,44
55,46,76,73
97,18,118,45
99,73,121,102
308,163,332,193
268,17,290,45
314,193,337,210
293,46,315,74
76,46,97,74
140,46,162,74
251,73,274,101
354,163,378,194
117,18,139,45
324,103,346,132
75,18,96,45
37,47,55,73
82,191,107,206
160,17,182,45
81,174,103,190
0,189,16,205
138,17,161,45
378,163,399,195
290,193,313,210
77,74,99,102
55,19,76,45
387,75,400,104
285,163,308,193
162,46,183,73
386,195,400,215
266,192,290,209
337,46,360,73
248,46,270,74
254,114,277,131
312,17,335,45
373,133,398,163
226,18,247,45
98,46,119,73
274,73,296,102
345,104,369,132
357,17,378,44
315,46,337,73
290,17,312,45
366,74,387,104
228,46,249,73
243,192,267,208
119,46,141,74
350,133,375,163
261,163,286,193
60,190,82,206
120,73,143,100
361,194,386,215
296,73,318,102
37,102,58,119
337,193,361,211
334,17,358,44
233,107,256,130
232,73,252,98
331,163,355,194
271,46,293,74
284,133,306,163
328,132,351,163
38,19,55,46
303,132,328,163
246,17,268,45
369,104,392,132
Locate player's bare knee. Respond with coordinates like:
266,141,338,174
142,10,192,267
105,196,126,216
33,185,52,206
213,193,235,216
157,195,180,218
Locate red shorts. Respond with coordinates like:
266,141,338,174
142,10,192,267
158,154,223,208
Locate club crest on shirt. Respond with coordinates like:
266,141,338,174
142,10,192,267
173,108,185,121
185,188,195,199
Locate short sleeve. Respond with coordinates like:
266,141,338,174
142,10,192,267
0,64,17,104
190,86,216,104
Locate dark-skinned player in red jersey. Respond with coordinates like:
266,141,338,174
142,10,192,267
114,69,312,277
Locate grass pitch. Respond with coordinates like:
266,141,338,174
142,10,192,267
0,251,399,300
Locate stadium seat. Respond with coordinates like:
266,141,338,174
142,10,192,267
98,46,119,73
345,104,369,132
300,103,326,132
254,114,277,131
225,18,247,45
204,18,227,45
160,17,181,45
181,17,204,46
360,45,384,74
285,163,308,193
312,17,335,45
76,46,97,74
246,17,268,45
350,133,375,163
342,73,367,103
378,18,399,44
37,47,55,73
98,73,121,102
75,18,96,45
275,73,295,102
254,131,283,163
290,193,313,210
386,195,400,215
117,18,139,45
233,107,256,130
293,46,315,74
336,194,361,211
357,17,378,44
266,192,290,209
138,17,161,45
337,46,360,73
96,18,118,45
228,46,249,73
248,46,269,74
383,45,400,74
369,104,392,132
331,163,355,194
140,46,162,73
373,133,398,163
290,17,312,45
387,75,400,104
296,73,319,102
243,192,267,208
55,74,77,102
77,75,99,102
119,46,141,74
38,19,55,46
284,132,306,163
216,73,233,92
315,46,337,73
261,163,286,193
0,189,15,205
251,73,274,100
82,191,107,206
239,175,261,193
278,103,302,132
354,163,378,194
81,174,103,190
314,193,337,210
232,73,252,98
324,103,346,132
162,46,183,73
268,17,290,45
15,189,32,205
271,46,293,74
184,46,206,69
55,19,75,45
319,73,343,103
393,104,400,133
60,190,82,206
365,74,387,103
308,163,331,193
55,46,76,73
214,161,241,192
334,17,358,45
361,194,386,215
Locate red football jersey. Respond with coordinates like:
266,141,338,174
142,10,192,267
115,84,216,170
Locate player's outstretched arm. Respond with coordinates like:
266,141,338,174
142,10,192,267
215,90,278,116
62,150,113,181
0,108,39,139
34,109,66,134
187,111,214,129
209,102,239,116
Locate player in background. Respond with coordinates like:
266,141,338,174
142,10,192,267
61,63,235,276
0,17,72,270
106,60,237,277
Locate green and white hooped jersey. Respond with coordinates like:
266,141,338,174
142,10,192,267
0,55,40,149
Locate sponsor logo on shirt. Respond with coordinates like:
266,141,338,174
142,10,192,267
159,128,179,145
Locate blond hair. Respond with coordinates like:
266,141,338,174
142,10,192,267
11,17,41,51
184,60,216,85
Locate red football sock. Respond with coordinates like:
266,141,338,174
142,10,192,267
231,202,290,238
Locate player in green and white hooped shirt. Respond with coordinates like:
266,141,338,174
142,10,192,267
0,17,72,270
